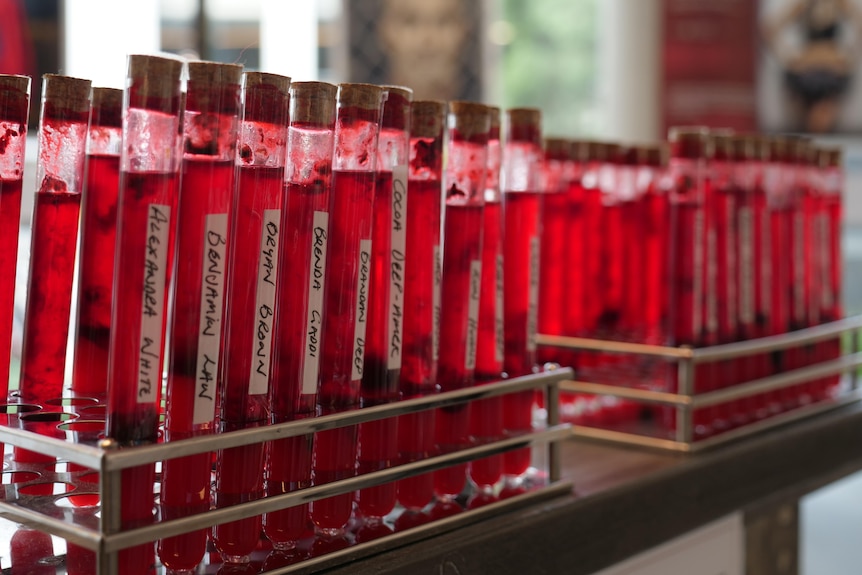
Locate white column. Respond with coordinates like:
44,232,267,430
598,0,662,142
261,0,318,81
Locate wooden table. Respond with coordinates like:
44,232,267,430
322,402,862,574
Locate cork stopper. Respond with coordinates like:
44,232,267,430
410,100,446,138
818,147,842,168
42,74,91,115
668,126,712,159
187,61,243,88
186,61,243,114
569,140,588,162
711,132,734,161
337,83,386,111
90,87,123,128
128,54,184,100
506,107,541,143
290,81,337,127
750,134,771,162
635,143,668,167
488,105,501,139
0,75,31,95
786,135,812,164
381,85,413,130
730,134,754,162
448,101,491,142
544,137,568,161
769,135,791,163
243,72,291,125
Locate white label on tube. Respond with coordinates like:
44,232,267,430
494,252,505,363
193,213,228,425
738,206,754,324
389,165,408,370
527,235,540,352
303,210,329,395
137,204,171,404
465,259,482,370
352,239,372,381
793,211,805,322
248,209,280,396
432,244,442,362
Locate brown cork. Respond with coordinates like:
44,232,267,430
749,134,771,162
383,85,413,103
448,101,490,140
644,142,669,166
786,135,812,164
668,126,712,159
568,140,588,162
290,81,337,125
187,61,243,88
410,100,446,138
128,54,184,99
0,74,30,94
91,87,123,111
544,137,568,160
818,147,842,168
730,134,754,161
488,106,501,128
243,72,290,94
711,132,734,161
42,74,91,113
507,107,541,128
337,82,386,111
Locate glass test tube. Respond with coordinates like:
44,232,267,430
159,61,243,573
264,81,336,554
212,72,290,564
0,75,30,404
396,100,446,515
18,75,91,408
501,108,542,479
71,87,123,400
105,54,184,575
468,106,505,499
433,101,490,502
356,85,412,530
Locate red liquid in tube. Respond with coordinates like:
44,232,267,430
397,100,445,512
433,102,489,499
105,55,184,575
265,81,336,549
0,75,30,402
311,83,386,536
501,108,542,477
212,72,290,562
18,75,90,409
72,87,123,400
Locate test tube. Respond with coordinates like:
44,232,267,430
159,61,243,573
264,82,336,554
467,106,504,501
0,75,30,402
818,147,843,398
71,87,123,400
396,100,446,516
356,85,412,532
640,143,670,348
105,54,184,575
212,72,290,564
433,101,490,503
501,108,542,480
18,75,91,408
311,83,386,538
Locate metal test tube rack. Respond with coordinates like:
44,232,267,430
538,316,862,452
0,367,574,574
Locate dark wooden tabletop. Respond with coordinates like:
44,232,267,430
320,402,862,575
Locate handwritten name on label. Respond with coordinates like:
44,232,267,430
352,239,372,381
138,204,170,403
193,213,228,425
465,259,482,370
303,211,329,395
495,252,505,363
738,206,754,324
432,244,441,362
249,209,280,396
527,235,540,352
389,166,408,370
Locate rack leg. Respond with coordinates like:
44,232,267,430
547,378,561,483
676,355,694,444
98,440,121,575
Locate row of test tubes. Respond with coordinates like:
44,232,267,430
537,130,845,438
0,54,554,573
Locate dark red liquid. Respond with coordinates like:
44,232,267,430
213,165,283,560
19,190,81,405
561,176,587,372
0,177,22,396
265,177,329,546
712,175,738,427
502,191,541,477
470,199,504,488
312,169,376,532
770,205,792,406
598,202,625,337
10,528,55,575
397,178,441,510
538,189,569,351
434,203,483,497
643,180,669,345
66,542,96,575
106,169,179,575
581,182,603,339
357,170,400,518
621,193,646,339
73,154,120,399
161,158,234,570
